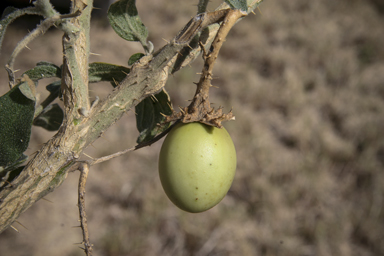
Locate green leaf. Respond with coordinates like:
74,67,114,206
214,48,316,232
23,61,61,81
107,0,149,50
89,62,130,87
128,53,145,66
18,77,36,101
33,103,64,131
135,89,173,144
0,81,35,168
46,80,61,93
225,0,248,11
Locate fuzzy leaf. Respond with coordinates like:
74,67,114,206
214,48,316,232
18,77,36,101
46,80,61,94
107,0,149,46
225,0,248,11
23,61,61,81
135,89,173,144
0,81,35,168
128,53,145,66
33,103,64,131
89,62,130,87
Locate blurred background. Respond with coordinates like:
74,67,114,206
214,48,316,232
1,0,384,255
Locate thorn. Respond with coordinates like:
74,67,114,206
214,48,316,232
162,38,170,43
90,96,99,109
14,220,28,230
25,45,31,50
10,225,19,233
78,107,89,117
90,52,101,56
99,134,109,141
83,152,95,160
41,197,54,203
257,6,262,15
112,77,118,87
89,142,97,150
30,150,39,157
72,225,82,228
78,246,86,251
179,107,186,114
3,180,13,187
159,112,167,117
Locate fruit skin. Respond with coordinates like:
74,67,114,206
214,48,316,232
158,122,237,213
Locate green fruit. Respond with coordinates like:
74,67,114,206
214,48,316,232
158,122,237,213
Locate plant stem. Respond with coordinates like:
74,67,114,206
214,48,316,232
0,1,265,233
78,163,93,256
197,0,210,14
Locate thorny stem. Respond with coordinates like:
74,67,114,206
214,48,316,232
77,163,93,256
0,1,265,235
5,11,80,88
166,9,246,127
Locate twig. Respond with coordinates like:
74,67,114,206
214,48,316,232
88,120,180,166
78,163,93,256
6,11,81,88
197,0,210,14
0,1,265,234
166,9,246,127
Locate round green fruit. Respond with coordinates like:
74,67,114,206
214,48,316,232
158,122,237,213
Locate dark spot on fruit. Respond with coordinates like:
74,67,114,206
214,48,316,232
195,198,198,201
196,187,198,190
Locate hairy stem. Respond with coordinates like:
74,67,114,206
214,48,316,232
0,1,264,233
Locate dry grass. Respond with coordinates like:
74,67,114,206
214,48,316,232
1,0,384,255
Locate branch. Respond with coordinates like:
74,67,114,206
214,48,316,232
0,0,265,233
88,120,180,166
165,9,245,127
60,0,92,116
197,0,210,14
77,163,93,256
